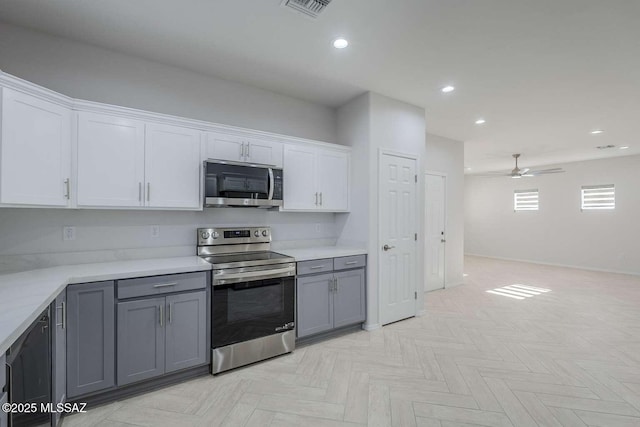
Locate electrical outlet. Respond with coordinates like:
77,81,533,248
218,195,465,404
63,226,76,241
150,225,160,238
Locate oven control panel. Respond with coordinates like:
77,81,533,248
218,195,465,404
197,226,271,246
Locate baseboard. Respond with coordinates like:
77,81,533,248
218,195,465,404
465,253,640,277
363,322,381,331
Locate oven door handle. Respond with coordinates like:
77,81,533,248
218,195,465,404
213,266,295,285
268,168,274,201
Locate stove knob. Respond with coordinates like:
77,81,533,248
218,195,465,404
211,231,219,239
254,230,260,237
262,230,269,237
201,231,210,239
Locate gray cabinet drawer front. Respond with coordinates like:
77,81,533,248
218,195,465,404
0,355,5,390
297,259,334,275
334,255,366,271
118,272,206,299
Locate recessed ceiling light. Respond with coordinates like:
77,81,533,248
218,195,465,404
333,38,348,49
590,129,604,134
465,167,472,171
619,146,629,150
475,119,486,125
441,85,455,93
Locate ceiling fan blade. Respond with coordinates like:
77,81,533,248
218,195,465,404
520,168,530,175
474,173,512,177
529,169,565,175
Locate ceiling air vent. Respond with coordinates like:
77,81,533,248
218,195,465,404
282,0,332,19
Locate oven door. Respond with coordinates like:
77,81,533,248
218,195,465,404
212,275,294,349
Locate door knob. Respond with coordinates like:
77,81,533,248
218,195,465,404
383,244,395,251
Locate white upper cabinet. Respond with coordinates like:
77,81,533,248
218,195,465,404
206,132,244,163
144,123,202,209
283,144,349,212
77,112,145,207
317,149,349,211
0,88,71,206
283,144,317,210
206,132,283,167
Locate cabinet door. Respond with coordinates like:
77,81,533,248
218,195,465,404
117,297,166,386
165,292,207,373
52,292,66,426
206,132,245,162
77,112,145,207
296,273,334,338
66,281,115,398
145,123,202,209
0,88,71,206
283,145,317,210
317,149,349,211
333,269,366,329
246,138,283,167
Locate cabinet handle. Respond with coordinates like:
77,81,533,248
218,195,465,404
153,282,178,288
240,143,244,159
328,278,334,292
64,178,70,200
168,303,172,324
310,265,325,270
320,192,323,206
56,301,66,329
159,304,164,327
334,277,339,293
345,261,358,265
246,142,250,158
315,192,318,205
147,183,150,202
138,182,142,202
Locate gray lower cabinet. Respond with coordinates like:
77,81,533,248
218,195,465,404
297,273,334,337
165,292,207,373
0,391,6,427
117,291,207,386
333,269,366,328
296,255,366,339
1,353,6,427
116,297,165,386
66,281,115,398
52,291,67,426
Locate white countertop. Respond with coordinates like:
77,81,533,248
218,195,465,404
279,246,367,262
0,245,368,355
0,256,211,355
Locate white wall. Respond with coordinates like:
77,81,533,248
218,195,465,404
336,92,426,329
425,133,464,287
0,22,337,143
0,208,337,273
465,154,640,275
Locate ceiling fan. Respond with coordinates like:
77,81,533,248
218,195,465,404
480,154,565,178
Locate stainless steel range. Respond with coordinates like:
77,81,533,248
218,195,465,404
197,226,296,374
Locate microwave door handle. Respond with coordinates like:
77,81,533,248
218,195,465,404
268,168,274,200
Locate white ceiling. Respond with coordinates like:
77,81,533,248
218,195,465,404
1,0,639,172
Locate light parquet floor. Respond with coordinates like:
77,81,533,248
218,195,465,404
63,256,640,426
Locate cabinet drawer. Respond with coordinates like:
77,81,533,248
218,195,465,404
334,255,366,271
118,272,206,299
297,259,334,275
0,354,5,391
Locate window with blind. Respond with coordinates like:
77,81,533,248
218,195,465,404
581,184,615,210
514,189,539,211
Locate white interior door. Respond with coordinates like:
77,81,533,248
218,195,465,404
379,152,417,325
425,173,446,292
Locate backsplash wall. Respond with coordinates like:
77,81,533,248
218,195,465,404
0,208,337,273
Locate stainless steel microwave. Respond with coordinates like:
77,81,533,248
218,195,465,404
203,160,283,208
